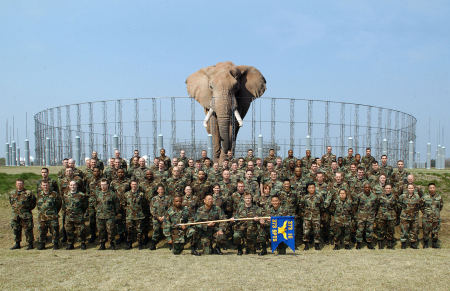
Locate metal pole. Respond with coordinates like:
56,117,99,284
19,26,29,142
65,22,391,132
348,137,353,150
113,135,119,154
417,151,420,169
17,147,20,166
408,141,413,169
442,146,446,169
9,145,12,166
12,141,16,166
427,142,431,169
75,136,81,167
207,134,213,159
258,134,263,160
157,134,163,155
382,139,388,158
437,145,441,169
306,135,311,151
25,139,30,166
5,143,10,166
45,137,50,167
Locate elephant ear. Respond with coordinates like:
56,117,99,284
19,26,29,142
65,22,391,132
235,65,267,119
186,66,214,108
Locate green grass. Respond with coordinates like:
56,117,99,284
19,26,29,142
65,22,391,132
0,172,58,199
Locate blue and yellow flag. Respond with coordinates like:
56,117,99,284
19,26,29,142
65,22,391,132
270,216,295,252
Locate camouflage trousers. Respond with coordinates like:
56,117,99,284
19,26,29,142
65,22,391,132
198,227,226,254
97,218,117,243
152,219,165,242
87,208,97,233
422,218,440,242
377,219,395,241
117,210,126,235
65,219,86,243
11,216,34,243
321,211,330,238
302,219,321,243
333,222,351,245
39,219,60,244
233,226,263,253
170,228,197,254
142,215,152,238
351,214,357,236
400,218,418,243
356,217,375,243
126,219,143,242
260,226,287,254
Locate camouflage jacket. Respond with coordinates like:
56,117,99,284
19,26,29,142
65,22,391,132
129,167,149,182
166,177,187,197
281,168,295,181
229,170,243,184
289,176,304,194
361,155,376,170
36,191,62,221
158,155,171,169
111,178,131,205
257,195,271,211
316,182,329,202
230,191,245,215
398,193,421,220
329,197,353,225
355,192,379,220
191,180,211,202
243,179,260,198
342,155,355,168
59,175,85,195
244,156,257,166
262,205,288,227
420,193,443,221
95,190,120,219
348,177,368,198
234,204,263,231
124,190,145,220
282,156,298,169
266,180,283,196
57,167,68,179
299,193,324,220
194,204,227,232
321,153,336,168
212,193,230,213
300,156,315,170
379,164,394,181
278,187,299,216
207,169,223,184
263,156,277,168
182,195,199,215
366,169,381,185
72,167,84,179
391,169,410,185
373,184,386,197
139,179,160,203
62,191,88,221
163,206,193,243
9,188,36,219
401,184,424,198
218,180,237,197
92,157,104,171
154,170,169,183
178,156,189,167
377,192,397,220
36,178,59,195
150,194,173,219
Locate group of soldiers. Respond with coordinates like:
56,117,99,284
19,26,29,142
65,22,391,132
9,146,444,255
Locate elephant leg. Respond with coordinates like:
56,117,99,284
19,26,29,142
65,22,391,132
209,114,222,162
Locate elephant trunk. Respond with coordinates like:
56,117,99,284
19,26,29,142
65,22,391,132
217,118,231,154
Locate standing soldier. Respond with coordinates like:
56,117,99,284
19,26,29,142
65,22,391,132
57,158,69,179
321,146,336,169
373,174,387,197
157,148,171,169
139,170,159,245
114,150,128,170
244,149,257,166
391,160,410,186
149,184,173,250
92,151,104,171
36,180,62,250
243,170,260,199
130,158,148,182
178,150,189,167
63,181,88,250
315,172,330,244
9,179,36,250
329,189,353,250
376,184,397,249
123,180,146,250
166,166,187,197
282,150,297,169
37,167,59,194
230,181,246,216
95,179,120,250
398,184,421,249
343,148,355,170
154,160,169,182
420,183,444,249
195,193,228,255
110,168,130,245
300,150,315,173
361,148,376,171
182,185,199,215
299,183,324,250
355,183,379,250
263,148,277,168
86,167,102,243
191,170,211,202
129,150,140,166
163,195,200,256
266,171,283,196
379,155,393,183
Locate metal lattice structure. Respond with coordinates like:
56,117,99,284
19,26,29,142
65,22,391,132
34,97,416,166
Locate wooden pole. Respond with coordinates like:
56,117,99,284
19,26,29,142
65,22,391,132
176,217,271,226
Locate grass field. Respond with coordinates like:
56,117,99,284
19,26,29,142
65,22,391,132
0,166,449,290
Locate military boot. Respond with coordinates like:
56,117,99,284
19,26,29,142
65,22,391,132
60,230,67,243
88,231,97,243
214,246,223,255
116,233,126,245
27,242,34,250
191,244,201,256
315,243,320,250
303,243,309,251
324,236,329,245
367,242,374,250
387,240,394,250
237,245,243,256
80,243,86,250
110,242,115,250
401,242,406,249
258,243,267,256
98,242,106,250
37,243,45,250
378,241,383,249
66,243,75,250
53,243,59,250
333,244,339,251
148,240,157,250
143,235,149,246
345,245,351,250
356,242,361,249
395,217,400,226
351,236,356,243
138,241,143,250
432,241,440,249
169,244,173,251
423,240,429,249
125,241,132,250
10,242,20,250
410,242,418,249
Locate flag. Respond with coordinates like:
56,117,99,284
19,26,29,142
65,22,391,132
270,216,295,252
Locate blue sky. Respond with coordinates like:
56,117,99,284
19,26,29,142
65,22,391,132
1,1,449,160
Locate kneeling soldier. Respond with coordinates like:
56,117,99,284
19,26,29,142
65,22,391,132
36,180,62,250
163,195,200,255
63,180,88,250
124,180,146,250
95,179,120,250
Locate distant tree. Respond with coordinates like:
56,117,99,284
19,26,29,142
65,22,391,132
0,157,4,166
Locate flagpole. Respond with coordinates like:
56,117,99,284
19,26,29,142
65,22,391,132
176,217,271,226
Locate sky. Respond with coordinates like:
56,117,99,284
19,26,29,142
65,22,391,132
1,1,449,160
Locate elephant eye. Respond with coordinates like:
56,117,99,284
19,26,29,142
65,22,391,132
209,85,213,89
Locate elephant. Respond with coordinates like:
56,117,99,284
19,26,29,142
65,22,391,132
186,61,266,163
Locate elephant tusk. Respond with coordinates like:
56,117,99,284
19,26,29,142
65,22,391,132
234,110,244,127
204,109,214,128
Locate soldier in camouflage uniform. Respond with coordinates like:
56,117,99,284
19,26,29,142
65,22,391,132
110,168,130,244
321,146,336,169
376,184,397,249
231,192,265,255
243,170,260,199
154,160,170,182
208,162,223,184
263,149,277,168
420,183,444,249
300,150,315,174
266,171,283,196
123,180,146,250
63,181,88,250
258,184,272,211
129,158,149,182
229,162,242,184
391,160,410,186
92,151,104,171
299,183,324,250
86,167,102,243
244,149,257,166
57,158,69,179
329,189,353,250
191,170,211,202
36,180,62,250
226,150,237,165
347,167,368,242
95,179,120,250
289,167,304,194
373,174,387,197
82,159,92,183
261,195,289,255
259,162,275,195
218,170,237,201
212,183,229,213
379,155,393,183
177,161,193,185
282,150,297,169
366,161,381,185
361,148,376,172
281,160,296,181
325,172,349,244
230,181,246,216
163,196,200,255
342,148,355,171
398,184,421,249
315,172,330,244
355,183,379,249
401,175,424,198
275,157,284,178
166,166,187,197
195,194,228,255
278,179,299,217
139,170,159,244
9,179,36,250
149,184,173,250
157,148,171,170
182,185,199,215
68,159,84,180
114,150,128,170
37,167,59,195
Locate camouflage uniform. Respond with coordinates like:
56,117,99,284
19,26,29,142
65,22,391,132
233,204,264,253
139,179,159,236
229,170,242,184
278,187,299,217
182,195,199,215
207,169,223,184
355,191,379,243
373,183,386,197
218,180,237,198
300,192,324,244
36,178,59,195
398,192,421,243
282,156,297,169
154,170,169,183
158,155,171,169
366,169,381,186
361,155,375,171
289,176,304,194
300,156,315,172
316,182,330,240
191,180,211,202
342,155,355,170
9,188,36,244
321,153,336,169
262,205,289,254
329,196,353,245
244,156,257,166
379,164,393,183
376,192,397,242
195,204,227,254
129,167,149,183
58,167,68,179
63,191,88,243
111,178,131,236
257,194,272,211
347,177,368,236
86,177,102,234
263,156,277,168
95,190,120,243
178,156,189,168
391,169,410,186
243,179,260,199
401,184,424,198
150,194,173,243
92,157,104,171
266,180,283,196
420,193,444,243
280,168,295,181
230,191,245,216
124,190,146,243
163,206,196,254
36,190,62,244
166,176,187,197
